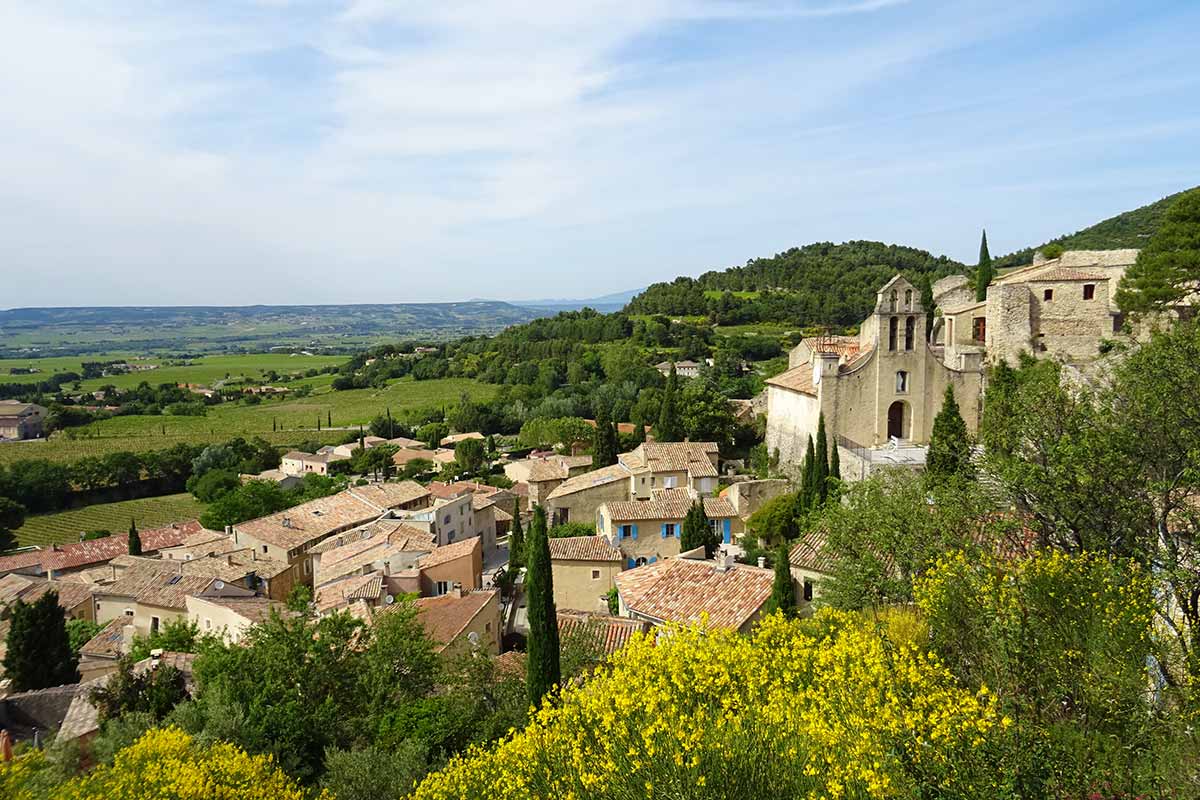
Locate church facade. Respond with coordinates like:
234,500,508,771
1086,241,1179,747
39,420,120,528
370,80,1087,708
764,249,1138,475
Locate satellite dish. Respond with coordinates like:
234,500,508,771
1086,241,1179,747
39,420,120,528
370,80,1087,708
467,631,480,646
214,580,225,590
384,594,395,605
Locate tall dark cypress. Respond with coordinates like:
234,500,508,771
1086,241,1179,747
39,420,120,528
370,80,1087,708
2,591,78,691
656,364,681,442
765,545,795,618
927,385,974,481
975,229,994,302
829,439,841,485
128,519,142,556
509,500,525,571
592,404,619,467
814,414,830,504
799,436,817,512
525,505,561,708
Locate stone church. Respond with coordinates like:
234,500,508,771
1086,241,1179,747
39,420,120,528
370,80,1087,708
764,249,1138,477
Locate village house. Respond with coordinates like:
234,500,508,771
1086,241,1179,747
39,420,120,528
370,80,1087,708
0,576,97,622
654,360,703,378
0,521,200,580
548,536,624,613
493,612,650,679
186,595,287,643
597,488,742,568
413,587,501,656
439,431,485,448
392,447,457,469
720,479,791,520
395,489,490,549
788,530,835,615
331,435,388,459
279,450,348,477
92,567,255,638
504,455,593,506
613,555,774,633
0,400,46,440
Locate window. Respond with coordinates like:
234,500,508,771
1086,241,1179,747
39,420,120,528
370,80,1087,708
664,523,677,538
591,569,601,580
972,316,986,343
664,476,677,488
1083,284,1096,300
1043,288,1053,301
459,505,464,516
895,371,908,393
635,557,648,567
485,622,492,633
262,545,268,554
443,514,452,524
904,289,913,309
803,580,814,602
303,559,311,576
435,580,449,596
620,524,633,539
150,616,160,635
124,608,134,616
904,316,915,350
889,290,897,311
888,317,898,351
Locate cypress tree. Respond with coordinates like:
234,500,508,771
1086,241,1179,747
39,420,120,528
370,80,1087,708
927,385,974,481
525,505,561,708
975,229,994,302
919,273,935,339
814,414,830,504
327,410,332,428
656,364,681,442
631,408,647,443
386,407,394,438
317,416,322,431
592,404,619,467
680,500,716,558
508,500,525,571
829,439,841,485
799,436,817,511
765,545,795,618
128,519,142,556
2,591,79,691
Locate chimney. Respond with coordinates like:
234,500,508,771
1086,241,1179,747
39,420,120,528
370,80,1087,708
281,516,292,529
224,525,232,535
452,582,464,598
757,556,766,569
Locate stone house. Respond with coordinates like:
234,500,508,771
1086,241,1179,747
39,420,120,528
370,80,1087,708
548,536,624,613
92,568,254,638
613,555,774,633
720,479,791,519
413,588,501,656
279,450,348,477
787,530,835,616
0,401,46,440
186,595,286,643
504,455,593,506
596,488,742,568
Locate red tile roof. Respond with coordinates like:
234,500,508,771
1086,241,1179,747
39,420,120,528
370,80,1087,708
348,481,431,510
548,536,623,562
614,558,773,630
413,590,498,652
557,611,648,655
41,521,203,573
765,364,817,396
416,536,480,570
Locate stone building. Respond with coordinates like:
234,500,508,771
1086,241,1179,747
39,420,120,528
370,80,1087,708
0,401,46,440
765,249,1138,477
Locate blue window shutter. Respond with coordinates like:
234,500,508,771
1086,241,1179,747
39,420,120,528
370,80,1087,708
660,523,667,539
632,524,638,540
649,556,657,564
675,524,681,538
723,519,732,544
627,558,636,569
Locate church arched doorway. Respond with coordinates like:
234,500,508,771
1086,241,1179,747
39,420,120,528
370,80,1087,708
886,400,906,440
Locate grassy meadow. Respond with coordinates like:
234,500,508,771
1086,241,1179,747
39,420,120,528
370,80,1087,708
0,353,347,391
13,492,206,547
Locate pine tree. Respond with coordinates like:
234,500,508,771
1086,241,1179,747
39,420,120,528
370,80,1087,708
1115,188,1200,314
525,505,561,708
2,591,78,691
680,500,717,558
508,500,525,571
814,414,830,505
592,404,619,467
765,545,795,618
128,519,142,556
927,385,974,481
656,364,681,442
975,229,994,302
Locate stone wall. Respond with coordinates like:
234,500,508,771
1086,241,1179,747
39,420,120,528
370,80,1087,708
765,384,820,471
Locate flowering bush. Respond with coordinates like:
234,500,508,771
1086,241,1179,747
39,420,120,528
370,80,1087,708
0,727,326,800
414,610,1007,799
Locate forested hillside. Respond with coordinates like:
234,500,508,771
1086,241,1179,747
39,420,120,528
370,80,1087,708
625,241,964,328
993,187,1195,268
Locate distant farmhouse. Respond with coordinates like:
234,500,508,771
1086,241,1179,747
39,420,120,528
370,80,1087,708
0,400,46,440
765,249,1139,478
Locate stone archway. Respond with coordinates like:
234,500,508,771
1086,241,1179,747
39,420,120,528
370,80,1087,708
886,400,906,440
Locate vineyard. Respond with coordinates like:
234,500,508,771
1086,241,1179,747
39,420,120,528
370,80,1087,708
0,430,344,467
13,493,207,547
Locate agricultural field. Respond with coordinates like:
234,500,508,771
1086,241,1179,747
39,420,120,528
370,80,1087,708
0,430,345,468
0,352,347,391
13,493,206,547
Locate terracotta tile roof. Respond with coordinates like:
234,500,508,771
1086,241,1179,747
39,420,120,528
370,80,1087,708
548,536,623,562
558,611,649,656
234,491,382,551
316,572,384,612
1026,267,1106,282
765,364,817,396
40,521,202,573
524,459,571,482
493,649,526,679
799,334,862,359
414,589,498,652
307,518,414,554
134,574,218,611
160,535,242,561
603,489,736,522
79,617,128,659
546,463,631,500
180,550,292,582
386,436,426,449
416,536,480,569
614,559,773,630
195,596,287,625
788,529,836,575
621,443,720,478
391,448,442,466
0,549,47,576
17,580,98,611
439,431,485,446
0,572,35,603
348,481,431,511
315,522,435,585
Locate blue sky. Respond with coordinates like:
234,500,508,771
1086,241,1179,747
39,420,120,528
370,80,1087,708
1,0,1198,307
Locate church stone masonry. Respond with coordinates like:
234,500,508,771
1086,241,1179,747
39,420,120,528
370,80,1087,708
764,249,1138,476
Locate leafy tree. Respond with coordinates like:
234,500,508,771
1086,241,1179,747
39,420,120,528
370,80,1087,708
454,438,486,474
0,496,25,552
321,742,430,800
66,618,102,654
814,413,830,504
591,403,619,467
747,491,800,542
525,505,560,708
679,377,736,445
549,522,596,538
128,619,211,662
90,657,186,722
1115,187,1200,314
418,422,450,449
186,468,240,502
508,501,524,571
975,229,993,302
655,363,682,442
765,544,795,617
199,480,292,530
127,518,142,556
680,499,718,558
926,385,973,481
2,590,78,690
